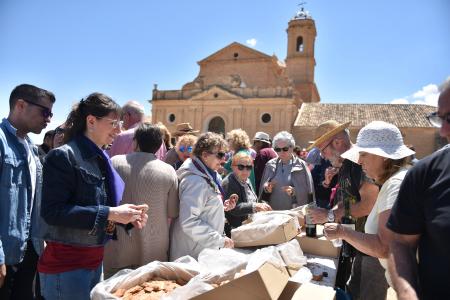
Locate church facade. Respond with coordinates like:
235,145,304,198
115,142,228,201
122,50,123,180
150,9,439,158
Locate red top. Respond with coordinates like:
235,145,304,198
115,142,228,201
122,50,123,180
38,242,104,274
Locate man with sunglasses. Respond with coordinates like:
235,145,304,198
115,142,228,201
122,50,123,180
0,84,55,299
387,85,450,300
306,120,379,296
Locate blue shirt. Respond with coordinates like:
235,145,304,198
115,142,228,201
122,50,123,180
0,118,43,265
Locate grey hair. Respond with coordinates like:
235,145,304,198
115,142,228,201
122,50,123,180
122,100,145,116
273,131,295,147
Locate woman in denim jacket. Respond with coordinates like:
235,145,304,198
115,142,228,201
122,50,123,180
38,93,148,300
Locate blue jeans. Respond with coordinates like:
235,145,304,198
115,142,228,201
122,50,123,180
39,265,102,300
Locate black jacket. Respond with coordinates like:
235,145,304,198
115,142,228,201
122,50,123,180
222,173,255,231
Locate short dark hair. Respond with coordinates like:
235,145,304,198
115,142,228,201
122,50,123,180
64,92,121,143
44,129,55,140
134,123,163,154
9,84,55,110
193,132,228,157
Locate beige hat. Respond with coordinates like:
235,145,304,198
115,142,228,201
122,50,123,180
307,120,352,151
173,122,200,137
253,131,271,143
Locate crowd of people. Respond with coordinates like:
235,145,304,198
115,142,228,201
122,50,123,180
0,83,449,300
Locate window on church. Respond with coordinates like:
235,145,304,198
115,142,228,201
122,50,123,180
168,113,176,123
261,113,271,124
296,36,304,52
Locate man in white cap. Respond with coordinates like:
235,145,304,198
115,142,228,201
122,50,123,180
252,132,277,192
387,85,450,300
307,120,379,295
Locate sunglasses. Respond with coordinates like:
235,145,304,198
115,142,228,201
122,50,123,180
274,146,291,152
22,99,53,119
208,151,226,159
96,117,123,129
179,145,193,153
234,164,252,171
427,112,450,128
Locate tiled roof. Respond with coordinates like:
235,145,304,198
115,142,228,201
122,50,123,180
295,103,436,128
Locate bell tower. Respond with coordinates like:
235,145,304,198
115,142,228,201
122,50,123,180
285,6,320,103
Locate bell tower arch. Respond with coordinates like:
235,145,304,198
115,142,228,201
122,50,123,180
285,6,320,103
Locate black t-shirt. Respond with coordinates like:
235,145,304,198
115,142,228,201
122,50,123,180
387,147,450,299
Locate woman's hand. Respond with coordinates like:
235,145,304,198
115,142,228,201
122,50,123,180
323,223,345,240
282,185,295,196
223,237,234,248
254,203,272,212
132,206,149,229
108,204,148,225
224,194,238,211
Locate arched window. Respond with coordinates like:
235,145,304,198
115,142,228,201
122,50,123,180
208,116,225,135
296,36,304,52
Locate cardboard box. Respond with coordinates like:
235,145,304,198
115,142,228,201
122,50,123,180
192,262,290,300
295,225,341,258
291,283,336,300
278,256,338,300
232,216,300,248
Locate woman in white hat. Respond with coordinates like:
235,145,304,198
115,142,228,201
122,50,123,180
323,121,415,299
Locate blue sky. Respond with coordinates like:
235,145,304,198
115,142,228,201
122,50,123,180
0,0,449,143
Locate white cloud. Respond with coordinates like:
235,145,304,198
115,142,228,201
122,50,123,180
390,82,441,106
246,38,257,47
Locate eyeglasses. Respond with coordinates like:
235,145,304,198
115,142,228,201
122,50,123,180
319,139,334,152
179,145,193,153
208,151,226,159
22,99,53,119
274,146,291,152
234,164,252,171
96,117,123,129
427,112,450,128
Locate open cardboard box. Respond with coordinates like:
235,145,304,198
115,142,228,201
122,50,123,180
232,216,300,248
291,283,336,300
295,225,341,258
191,262,290,300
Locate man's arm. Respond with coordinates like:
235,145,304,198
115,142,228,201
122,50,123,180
388,233,420,300
333,180,378,220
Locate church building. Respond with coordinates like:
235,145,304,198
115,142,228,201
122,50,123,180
150,8,439,158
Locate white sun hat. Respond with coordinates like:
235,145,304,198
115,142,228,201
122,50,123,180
341,121,415,164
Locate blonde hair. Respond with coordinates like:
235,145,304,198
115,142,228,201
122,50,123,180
226,128,251,151
232,151,253,165
156,122,173,149
176,134,198,147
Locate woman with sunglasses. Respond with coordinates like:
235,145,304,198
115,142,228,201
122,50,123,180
164,134,198,170
38,93,148,300
170,132,236,261
222,152,272,236
259,131,314,210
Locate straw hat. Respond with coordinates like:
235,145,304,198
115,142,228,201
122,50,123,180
173,123,199,137
307,120,352,151
253,131,271,143
341,121,415,164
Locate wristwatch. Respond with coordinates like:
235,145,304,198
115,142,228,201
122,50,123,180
327,210,335,222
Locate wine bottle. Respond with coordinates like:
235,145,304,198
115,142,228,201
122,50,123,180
305,192,317,237
341,192,356,257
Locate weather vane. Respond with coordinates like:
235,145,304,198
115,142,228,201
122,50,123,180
298,1,307,11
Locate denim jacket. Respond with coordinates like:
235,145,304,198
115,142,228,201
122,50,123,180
0,118,44,265
40,135,112,246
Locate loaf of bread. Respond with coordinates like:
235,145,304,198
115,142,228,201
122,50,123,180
113,278,181,300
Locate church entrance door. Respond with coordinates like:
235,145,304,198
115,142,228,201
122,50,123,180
207,116,225,135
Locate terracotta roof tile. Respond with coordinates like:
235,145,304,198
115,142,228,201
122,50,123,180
295,103,436,128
